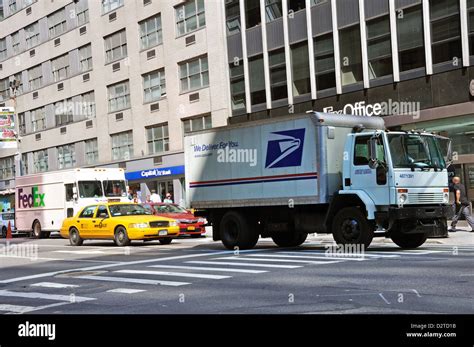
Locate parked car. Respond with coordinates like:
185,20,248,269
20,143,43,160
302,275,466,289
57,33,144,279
142,203,207,238
60,203,180,246
0,210,14,238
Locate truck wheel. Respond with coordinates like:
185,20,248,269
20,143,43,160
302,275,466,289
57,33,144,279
272,232,307,247
69,227,83,246
332,207,374,249
219,211,258,250
114,226,131,247
390,226,427,249
32,221,44,239
159,237,173,245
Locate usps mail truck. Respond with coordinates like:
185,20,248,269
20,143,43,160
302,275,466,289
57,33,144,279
184,112,453,250
15,168,128,238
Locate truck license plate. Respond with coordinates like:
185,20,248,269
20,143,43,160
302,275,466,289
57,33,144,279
158,230,168,236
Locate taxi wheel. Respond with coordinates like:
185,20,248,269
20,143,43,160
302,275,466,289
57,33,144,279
69,227,83,246
114,226,131,247
159,237,173,245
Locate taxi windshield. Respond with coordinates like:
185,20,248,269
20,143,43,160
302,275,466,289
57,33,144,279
109,204,152,217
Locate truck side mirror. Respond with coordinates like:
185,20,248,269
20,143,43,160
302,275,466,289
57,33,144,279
368,137,378,169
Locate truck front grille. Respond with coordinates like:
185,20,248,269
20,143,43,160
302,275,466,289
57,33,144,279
149,221,169,228
407,192,444,204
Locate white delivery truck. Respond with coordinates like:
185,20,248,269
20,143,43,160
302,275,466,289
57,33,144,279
184,112,453,250
15,168,129,238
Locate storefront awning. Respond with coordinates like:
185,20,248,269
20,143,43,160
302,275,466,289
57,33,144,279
125,165,185,181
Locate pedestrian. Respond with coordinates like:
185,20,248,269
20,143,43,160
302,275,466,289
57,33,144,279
132,193,140,203
150,189,162,203
145,194,151,203
127,189,133,201
164,193,173,204
449,176,474,232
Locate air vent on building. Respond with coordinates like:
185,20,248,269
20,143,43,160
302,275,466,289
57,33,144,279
57,83,64,91
86,120,93,128
0,64,2,71
109,12,117,22
150,102,159,112
29,49,35,57
33,92,38,99
146,49,156,60
153,156,162,166
35,133,41,141
82,73,90,82
189,92,199,102
118,162,126,169
143,0,152,5
60,127,67,134
54,38,60,46
0,103,5,107
185,35,196,46
26,7,32,15
4,180,9,188
112,62,120,72
115,112,123,121
79,26,87,35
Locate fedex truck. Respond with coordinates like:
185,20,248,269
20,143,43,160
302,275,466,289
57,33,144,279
184,112,453,250
15,168,128,238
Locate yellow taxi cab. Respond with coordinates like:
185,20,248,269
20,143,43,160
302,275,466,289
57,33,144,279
60,203,180,246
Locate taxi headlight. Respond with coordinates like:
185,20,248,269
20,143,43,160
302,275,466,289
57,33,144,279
398,194,408,204
129,223,148,229
169,220,179,227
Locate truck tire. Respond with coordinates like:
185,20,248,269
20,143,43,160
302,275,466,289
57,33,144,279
390,224,427,249
272,232,307,247
69,227,83,246
32,220,45,239
219,211,258,250
332,207,374,249
114,226,131,247
159,237,173,245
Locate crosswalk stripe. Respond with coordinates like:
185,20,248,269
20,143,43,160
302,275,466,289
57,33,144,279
186,260,302,269
278,251,399,259
217,256,346,264
148,264,267,274
115,269,231,280
54,250,105,255
106,288,146,294
77,275,189,287
30,282,79,289
0,304,36,313
241,254,366,261
0,289,95,302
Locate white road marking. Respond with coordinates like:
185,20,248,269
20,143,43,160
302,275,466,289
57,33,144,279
55,250,105,255
186,261,302,269
244,253,366,261
379,293,391,305
0,304,36,313
30,282,79,289
217,256,345,264
115,269,230,280
148,265,267,274
281,251,400,258
106,288,146,294
77,275,189,287
0,289,95,302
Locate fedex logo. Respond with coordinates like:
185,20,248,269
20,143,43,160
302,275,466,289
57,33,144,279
18,187,45,208
265,128,305,169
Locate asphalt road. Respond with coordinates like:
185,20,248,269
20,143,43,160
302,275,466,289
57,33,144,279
0,229,473,314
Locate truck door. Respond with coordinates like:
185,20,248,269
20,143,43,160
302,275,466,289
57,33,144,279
64,184,76,218
350,134,390,206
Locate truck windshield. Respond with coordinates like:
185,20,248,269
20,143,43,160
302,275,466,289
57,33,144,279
78,181,104,198
103,180,127,197
387,134,446,169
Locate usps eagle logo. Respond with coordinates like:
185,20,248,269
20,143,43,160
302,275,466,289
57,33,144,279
264,128,305,169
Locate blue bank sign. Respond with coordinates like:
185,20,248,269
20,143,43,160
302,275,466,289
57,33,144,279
125,165,185,181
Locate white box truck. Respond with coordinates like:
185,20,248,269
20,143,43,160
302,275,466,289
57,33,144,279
15,168,128,238
184,112,453,250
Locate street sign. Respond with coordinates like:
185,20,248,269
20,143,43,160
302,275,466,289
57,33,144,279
0,107,17,149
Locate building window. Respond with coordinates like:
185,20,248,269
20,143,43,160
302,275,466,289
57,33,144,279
139,14,162,50
21,153,28,175
339,25,363,86
18,113,26,135
245,0,260,28
81,91,95,119
397,5,425,72
289,0,305,12
430,0,462,65
179,56,209,93
11,31,20,54
146,123,169,154
79,44,92,72
0,157,14,180
102,0,123,14
225,0,241,35
111,131,133,161
12,72,22,95
175,0,205,36
266,0,282,22
25,22,40,49
183,114,212,133
269,49,287,100
469,0,474,56
0,38,6,60
249,55,266,105
107,80,130,112
311,0,327,5
0,78,8,102
33,149,48,173
28,65,42,90
291,41,311,96
229,60,246,111
8,0,17,14
314,33,336,90
31,107,46,132
57,144,76,169
85,138,98,165
51,54,70,82
366,15,392,79
104,30,127,64
48,8,67,38
76,4,89,26
55,99,74,126
143,69,166,103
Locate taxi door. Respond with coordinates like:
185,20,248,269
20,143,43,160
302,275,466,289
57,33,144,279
92,205,111,238
75,205,98,238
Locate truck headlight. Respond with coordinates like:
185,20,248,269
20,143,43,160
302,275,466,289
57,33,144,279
129,223,148,229
398,194,408,204
443,192,449,203
169,221,179,227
